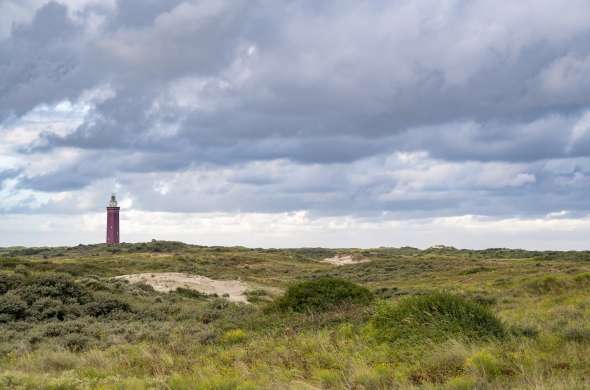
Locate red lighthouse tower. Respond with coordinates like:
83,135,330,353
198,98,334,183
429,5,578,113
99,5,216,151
106,194,120,245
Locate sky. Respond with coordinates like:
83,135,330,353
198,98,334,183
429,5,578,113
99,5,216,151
2,0,590,249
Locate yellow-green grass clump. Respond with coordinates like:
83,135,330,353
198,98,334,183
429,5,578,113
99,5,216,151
372,292,506,344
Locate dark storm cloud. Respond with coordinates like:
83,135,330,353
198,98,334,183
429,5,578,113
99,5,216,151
28,1,590,161
4,0,590,218
0,2,96,120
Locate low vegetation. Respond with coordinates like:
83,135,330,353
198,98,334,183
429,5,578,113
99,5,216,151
371,292,505,344
0,241,589,388
271,277,373,312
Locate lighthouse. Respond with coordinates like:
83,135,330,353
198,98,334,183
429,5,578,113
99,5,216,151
106,194,120,245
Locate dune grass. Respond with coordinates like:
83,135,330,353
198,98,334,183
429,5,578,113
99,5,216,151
0,242,590,388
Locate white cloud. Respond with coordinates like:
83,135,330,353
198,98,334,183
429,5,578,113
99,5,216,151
2,210,590,250
386,152,535,191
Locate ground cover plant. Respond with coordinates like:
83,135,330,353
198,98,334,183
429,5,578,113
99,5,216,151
371,292,506,344
271,277,374,312
0,242,589,388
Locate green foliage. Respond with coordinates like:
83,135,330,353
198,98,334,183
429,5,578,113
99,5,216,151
84,296,131,317
465,350,503,379
526,273,590,294
62,333,93,352
371,292,506,344
0,272,24,294
0,272,132,323
444,376,477,390
244,289,270,303
0,292,27,322
17,273,91,305
6,247,48,257
175,287,208,299
271,277,373,312
412,341,470,384
526,276,567,294
1,242,590,388
221,329,247,344
561,327,590,343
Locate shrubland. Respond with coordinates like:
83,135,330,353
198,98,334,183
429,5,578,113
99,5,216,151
0,242,589,388
270,277,374,312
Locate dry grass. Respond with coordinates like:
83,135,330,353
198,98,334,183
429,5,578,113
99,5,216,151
1,242,590,388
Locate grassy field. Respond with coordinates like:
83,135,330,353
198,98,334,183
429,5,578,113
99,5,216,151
1,241,589,389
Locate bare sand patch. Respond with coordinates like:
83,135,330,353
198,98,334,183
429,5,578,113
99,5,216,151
115,272,249,303
321,254,370,266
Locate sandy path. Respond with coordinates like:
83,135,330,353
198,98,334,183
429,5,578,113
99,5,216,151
115,272,249,303
321,254,370,266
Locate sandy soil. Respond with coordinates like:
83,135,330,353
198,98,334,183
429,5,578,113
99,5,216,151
321,254,370,266
114,272,249,303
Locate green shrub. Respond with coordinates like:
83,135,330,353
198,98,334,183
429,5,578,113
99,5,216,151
28,297,77,321
0,272,139,323
85,297,131,317
6,248,47,257
175,287,207,299
0,292,27,322
509,325,539,338
445,376,477,390
17,274,91,305
245,289,271,303
78,278,110,292
573,272,590,286
371,292,505,344
62,333,93,352
562,327,590,343
526,276,567,294
14,265,30,276
42,320,90,338
271,277,373,312
0,272,24,294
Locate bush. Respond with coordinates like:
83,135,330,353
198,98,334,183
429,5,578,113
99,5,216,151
175,287,207,299
573,272,590,284
371,292,505,344
526,275,567,294
0,293,27,322
42,320,89,338
62,333,93,352
85,297,131,317
245,289,271,303
17,274,91,305
28,297,77,321
0,272,139,323
0,273,23,295
271,277,373,312
562,327,590,343
445,376,477,390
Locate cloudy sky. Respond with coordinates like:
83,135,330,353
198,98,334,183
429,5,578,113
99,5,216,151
2,0,590,249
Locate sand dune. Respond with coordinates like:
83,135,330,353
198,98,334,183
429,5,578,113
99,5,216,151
115,272,249,303
321,254,370,266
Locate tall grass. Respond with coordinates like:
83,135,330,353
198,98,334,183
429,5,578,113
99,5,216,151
372,292,506,345
1,243,590,388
